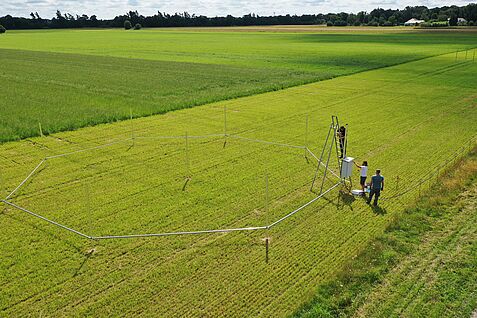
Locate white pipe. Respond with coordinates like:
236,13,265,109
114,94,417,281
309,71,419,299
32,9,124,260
5,159,45,200
268,182,341,228
1,200,92,239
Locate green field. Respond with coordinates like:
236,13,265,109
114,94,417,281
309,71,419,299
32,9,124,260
1,28,477,316
1,29,477,142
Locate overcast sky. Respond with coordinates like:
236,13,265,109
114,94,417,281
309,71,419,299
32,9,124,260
1,0,475,19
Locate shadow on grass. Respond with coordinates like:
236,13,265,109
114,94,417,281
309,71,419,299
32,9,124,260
323,189,356,211
338,190,355,210
74,248,95,277
371,205,387,215
182,177,191,191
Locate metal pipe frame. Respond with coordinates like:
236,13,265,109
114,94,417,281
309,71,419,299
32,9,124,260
320,129,336,195
333,116,342,175
306,147,340,179
5,133,473,240
6,159,46,200
1,200,92,239
1,132,343,241
2,182,341,240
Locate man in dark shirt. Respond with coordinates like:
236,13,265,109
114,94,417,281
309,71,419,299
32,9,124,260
367,169,384,206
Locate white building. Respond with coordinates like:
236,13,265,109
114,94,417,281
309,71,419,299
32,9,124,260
404,18,425,26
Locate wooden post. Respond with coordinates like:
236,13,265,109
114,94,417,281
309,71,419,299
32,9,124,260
185,131,190,178
223,106,227,147
0,168,3,200
265,238,269,264
396,176,400,192
85,180,91,215
455,50,458,62
224,106,227,136
130,108,135,146
265,172,269,214
465,50,468,60
38,122,44,137
304,114,309,157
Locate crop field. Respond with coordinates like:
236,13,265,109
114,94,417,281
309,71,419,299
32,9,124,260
1,29,477,142
1,31,477,317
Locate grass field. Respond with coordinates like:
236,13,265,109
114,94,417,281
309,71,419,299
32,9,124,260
1,29,477,142
1,43,477,316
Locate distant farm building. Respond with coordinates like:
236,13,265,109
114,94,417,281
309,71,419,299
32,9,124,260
404,18,425,26
446,17,468,25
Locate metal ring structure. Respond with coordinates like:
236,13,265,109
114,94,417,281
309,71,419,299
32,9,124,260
4,133,473,240
1,133,343,240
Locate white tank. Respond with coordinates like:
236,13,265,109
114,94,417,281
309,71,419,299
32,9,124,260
341,157,354,178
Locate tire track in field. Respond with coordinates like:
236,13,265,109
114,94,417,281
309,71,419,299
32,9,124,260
218,56,474,141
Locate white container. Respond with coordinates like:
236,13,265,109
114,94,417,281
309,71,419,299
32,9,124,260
341,156,354,178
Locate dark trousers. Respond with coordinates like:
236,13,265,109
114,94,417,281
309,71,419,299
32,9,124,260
368,189,381,206
339,140,345,158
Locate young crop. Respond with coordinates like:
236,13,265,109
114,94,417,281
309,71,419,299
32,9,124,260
0,29,476,142
1,49,476,316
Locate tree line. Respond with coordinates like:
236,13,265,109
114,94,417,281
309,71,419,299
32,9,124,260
1,4,477,31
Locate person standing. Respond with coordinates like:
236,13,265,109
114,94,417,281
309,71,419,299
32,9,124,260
367,169,384,206
354,161,368,191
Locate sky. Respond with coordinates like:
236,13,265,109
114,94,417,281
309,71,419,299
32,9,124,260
1,0,475,19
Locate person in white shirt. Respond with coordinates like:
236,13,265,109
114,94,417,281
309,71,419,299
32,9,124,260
354,161,368,191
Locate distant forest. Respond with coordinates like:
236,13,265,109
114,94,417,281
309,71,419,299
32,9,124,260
1,4,477,30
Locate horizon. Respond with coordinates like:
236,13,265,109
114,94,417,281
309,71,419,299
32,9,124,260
1,0,476,19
